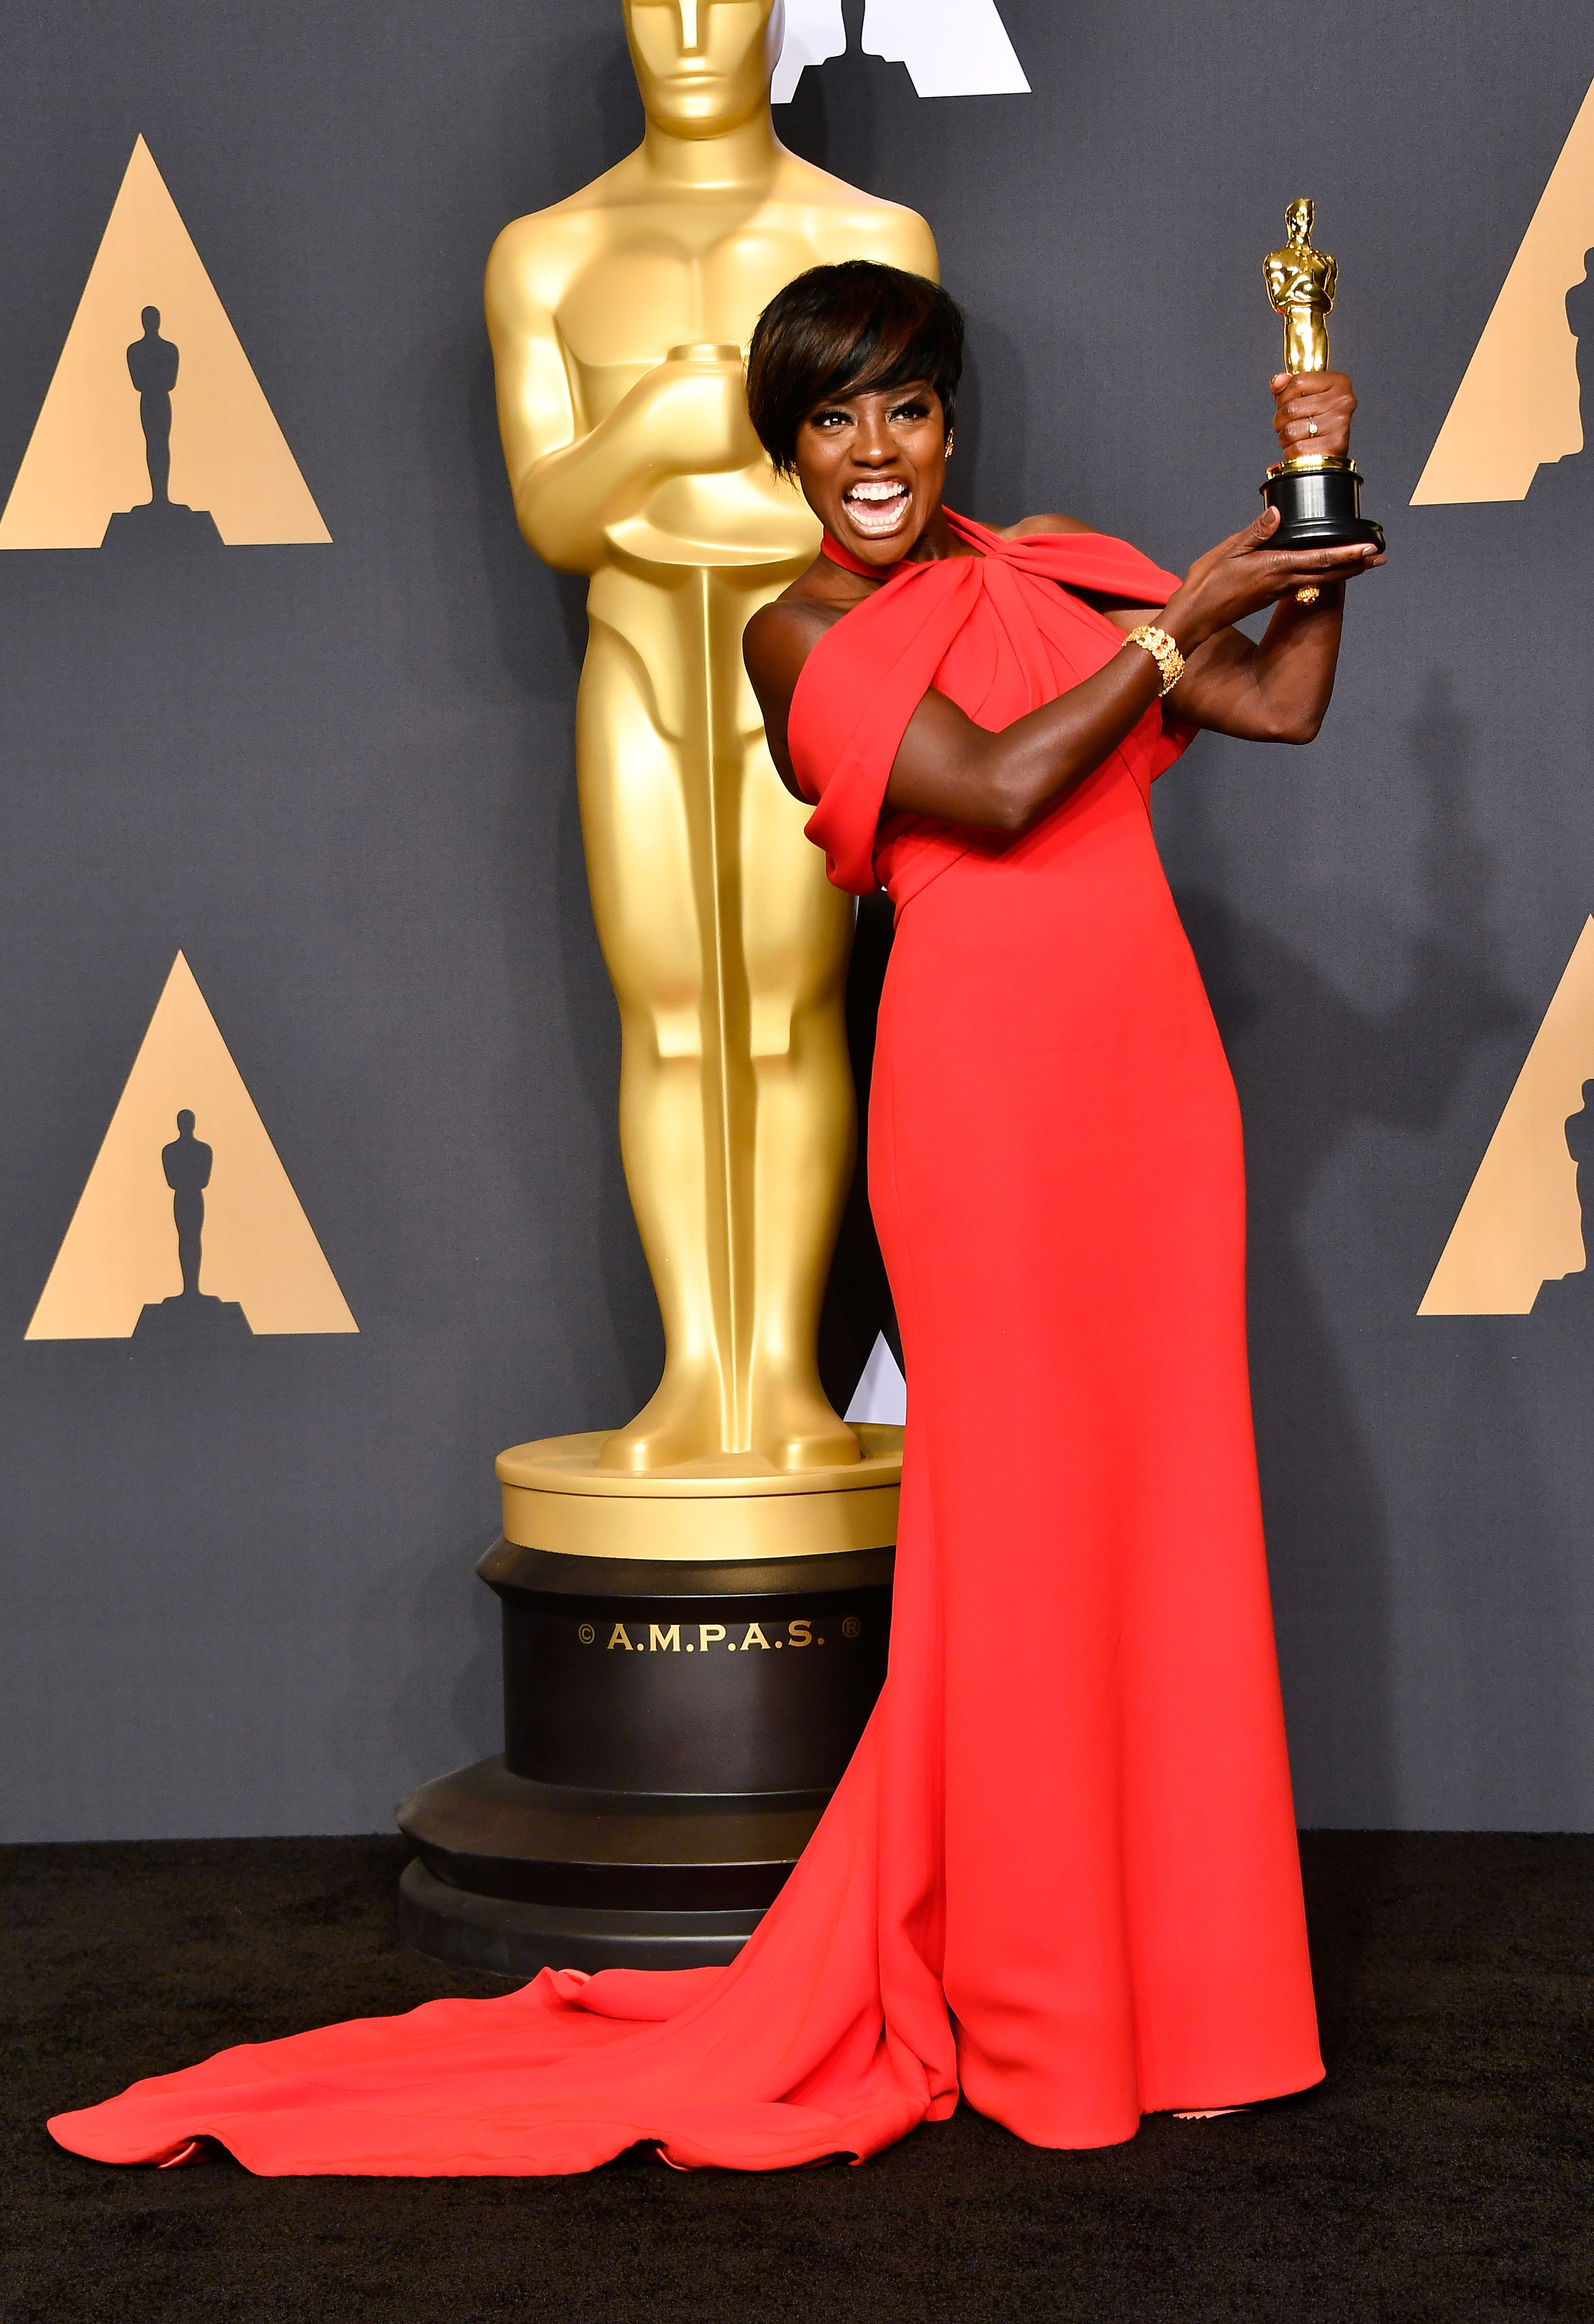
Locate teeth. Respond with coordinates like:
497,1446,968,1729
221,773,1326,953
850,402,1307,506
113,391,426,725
846,482,907,502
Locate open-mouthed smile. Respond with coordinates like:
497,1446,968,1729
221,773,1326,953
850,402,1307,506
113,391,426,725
841,478,914,539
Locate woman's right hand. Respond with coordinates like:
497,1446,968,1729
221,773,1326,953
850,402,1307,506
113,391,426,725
1163,505,1382,651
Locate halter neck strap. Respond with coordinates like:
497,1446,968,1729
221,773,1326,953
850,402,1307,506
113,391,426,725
820,532,895,578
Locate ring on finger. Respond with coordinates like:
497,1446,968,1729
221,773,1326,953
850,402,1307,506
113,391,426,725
1295,584,1320,606
1307,419,1319,437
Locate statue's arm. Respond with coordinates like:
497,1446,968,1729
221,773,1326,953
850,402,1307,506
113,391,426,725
485,220,757,574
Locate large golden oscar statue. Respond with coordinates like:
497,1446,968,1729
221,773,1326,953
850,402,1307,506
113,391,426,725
486,0,933,1556
397,2,936,1976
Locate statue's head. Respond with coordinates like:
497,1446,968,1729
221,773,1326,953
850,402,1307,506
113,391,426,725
176,1109,195,1134
1286,196,1314,246
141,305,162,332
622,0,781,137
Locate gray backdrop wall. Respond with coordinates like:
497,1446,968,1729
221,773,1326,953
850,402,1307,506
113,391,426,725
3,0,1592,1842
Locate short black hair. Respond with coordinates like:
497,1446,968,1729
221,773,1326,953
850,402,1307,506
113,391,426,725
746,261,965,477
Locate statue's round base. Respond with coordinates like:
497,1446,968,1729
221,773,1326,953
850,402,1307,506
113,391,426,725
396,1428,902,1979
397,1856,764,1979
1262,454,1385,551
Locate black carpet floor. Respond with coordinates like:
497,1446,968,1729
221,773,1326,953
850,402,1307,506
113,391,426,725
5,1832,1591,2323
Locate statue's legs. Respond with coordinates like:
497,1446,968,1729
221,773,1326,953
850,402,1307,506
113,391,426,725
576,583,859,1472
174,1192,203,1297
1284,311,1324,376
739,718,860,1469
577,616,725,1466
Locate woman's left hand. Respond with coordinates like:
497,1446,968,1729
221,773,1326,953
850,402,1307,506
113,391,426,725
1270,368,1356,461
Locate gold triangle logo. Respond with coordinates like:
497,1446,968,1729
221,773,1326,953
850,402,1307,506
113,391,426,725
1412,77,1594,504
26,952,357,1339
0,137,330,548
1419,917,1594,1314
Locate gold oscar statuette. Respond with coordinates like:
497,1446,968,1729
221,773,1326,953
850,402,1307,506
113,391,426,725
395,5,939,1976
1259,196,1384,554
485,0,937,1559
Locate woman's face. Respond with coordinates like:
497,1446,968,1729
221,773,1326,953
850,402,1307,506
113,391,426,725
793,379,949,565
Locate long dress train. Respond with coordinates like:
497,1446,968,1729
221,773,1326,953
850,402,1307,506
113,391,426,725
49,513,1321,2174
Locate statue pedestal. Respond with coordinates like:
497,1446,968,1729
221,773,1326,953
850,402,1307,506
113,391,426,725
396,1426,902,1979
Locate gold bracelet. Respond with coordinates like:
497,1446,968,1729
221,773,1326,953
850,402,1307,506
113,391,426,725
1124,623,1185,695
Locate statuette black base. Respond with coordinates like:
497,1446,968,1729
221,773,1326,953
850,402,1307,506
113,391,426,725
397,1857,764,1979
397,1539,893,1977
1262,457,1385,553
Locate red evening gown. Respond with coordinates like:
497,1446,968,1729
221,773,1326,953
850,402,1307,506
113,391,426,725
49,512,1321,2175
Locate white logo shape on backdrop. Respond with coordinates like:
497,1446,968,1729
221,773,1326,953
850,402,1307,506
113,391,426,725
773,0,1030,104
844,1330,908,1425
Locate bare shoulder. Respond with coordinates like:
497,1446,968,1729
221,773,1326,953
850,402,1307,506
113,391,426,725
995,512,1097,538
744,580,865,794
744,583,850,674
744,564,871,694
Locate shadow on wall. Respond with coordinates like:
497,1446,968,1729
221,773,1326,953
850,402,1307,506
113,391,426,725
1171,672,1523,1824
1381,681,1583,1824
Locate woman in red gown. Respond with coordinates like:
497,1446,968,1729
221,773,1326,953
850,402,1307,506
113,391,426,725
49,264,1381,2174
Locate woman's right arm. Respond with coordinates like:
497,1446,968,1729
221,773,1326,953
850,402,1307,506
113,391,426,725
746,514,1378,834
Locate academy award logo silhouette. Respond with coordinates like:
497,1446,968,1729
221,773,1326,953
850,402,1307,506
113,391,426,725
774,0,1029,102
134,1109,252,1342
1421,918,1594,1314
26,952,356,1340
101,304,223,548
1413,74,1594,504
0,137,329,550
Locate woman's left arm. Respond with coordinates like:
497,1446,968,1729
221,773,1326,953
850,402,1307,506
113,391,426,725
1108,370,1382,745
